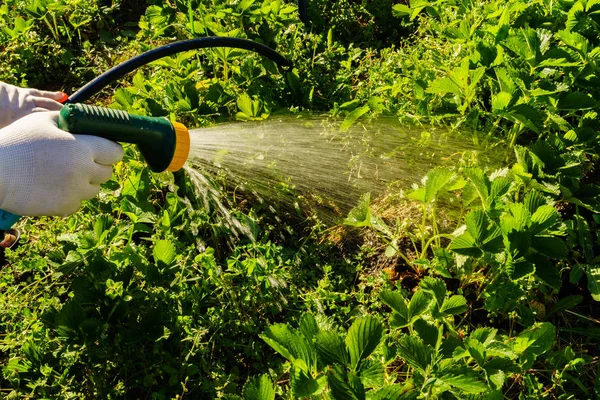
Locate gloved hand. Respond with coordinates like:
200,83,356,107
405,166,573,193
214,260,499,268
0,82,66,129
0,111,123,216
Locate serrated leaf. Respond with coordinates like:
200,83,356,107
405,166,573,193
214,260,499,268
368,384,414,400
153,240,176,266
439,373,488,394
449,232,483,257
426,77,462,96
345,193,372,227
441,295,468,315
558,92,596,110
510,103,545,133
420,277,446,307
489,177,511,202
408,290,431,321
290,368,319,398
524,191,546,214
346,316,384,370
513,322,556,369
260,324,315,371
358,359,385,388
466,209,487,243
316,331,349,365
463,168,490,206
465,338,486,366
531,236,568,259
380,291,408,317
392,4,411,17
414,319,440,348
299,313,319,341
585,265,600,301
471,328,497,346
328,365,364,400
492,91,512,112
423,168,455,203
397,335,432,372
242,374,275,400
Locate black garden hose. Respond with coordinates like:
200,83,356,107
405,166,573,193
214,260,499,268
66,37,292,104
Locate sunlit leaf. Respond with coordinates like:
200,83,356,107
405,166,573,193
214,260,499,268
419,277,446,307
340,105,370,132
346,316,384,370
242,374,275,400
345,193,372,227
408,290,431,320
513,322,556,369
440,295,468,315
290,368,319,398
153,240,176,266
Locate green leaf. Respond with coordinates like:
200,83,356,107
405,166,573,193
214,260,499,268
345,193,372,227
513,322,556,369
546,295,583,318
358,359,385,388
328,365,365,400
315,331,348,365
531,236,567,259
392,4,411,17
471,328,497,346
424,168,455,203
465,338,486,366
380,291,409,327
242,374,275,400
510,104,545,133
585,265,600,301
558,92,596,110
153,240,176,266
566,0,586,31
414,319,441,348
530,205,559,234
450,232,483,257
420,277,446,307
466,209,487,244
438,373,487,394
299,313,319,341
368,384,415,400
408,290,431,321
346,316,384,370
340,105,370,132
426,77,462,96
463,168,490,206
492,91,512,112
261,324,315,371
397,335,432,372
441,295,468,315
290,368,319,398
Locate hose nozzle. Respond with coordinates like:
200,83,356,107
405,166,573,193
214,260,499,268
58,104,190,172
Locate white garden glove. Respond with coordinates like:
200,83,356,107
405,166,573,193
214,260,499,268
0,111,123,216
0,81,66,129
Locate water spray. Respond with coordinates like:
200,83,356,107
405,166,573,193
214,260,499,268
0,37,291,245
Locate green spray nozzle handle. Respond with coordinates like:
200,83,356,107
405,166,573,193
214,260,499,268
58,104,190,173
0,104,190,230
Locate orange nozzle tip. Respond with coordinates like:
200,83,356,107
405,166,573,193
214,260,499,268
58,93,69,104
167,121,190,172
